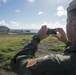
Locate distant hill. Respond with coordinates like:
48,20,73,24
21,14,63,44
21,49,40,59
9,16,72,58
0,26,10,32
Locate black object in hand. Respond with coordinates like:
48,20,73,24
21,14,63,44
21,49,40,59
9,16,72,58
46,29,56,35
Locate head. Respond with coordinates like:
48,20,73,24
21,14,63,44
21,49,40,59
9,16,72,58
67,0,76,44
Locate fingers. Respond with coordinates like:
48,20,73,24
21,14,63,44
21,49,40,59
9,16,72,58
41,25,48,33
42,25,47,30
38,25,47,33
41,25,47,28
56,28,66,36
56,28,65,33
56,28,62,32
37,25,49,40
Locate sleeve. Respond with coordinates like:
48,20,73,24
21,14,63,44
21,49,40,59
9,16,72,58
14,39,38,59
20,39,38,56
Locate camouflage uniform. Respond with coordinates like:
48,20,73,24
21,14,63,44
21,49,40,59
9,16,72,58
10,39,76,75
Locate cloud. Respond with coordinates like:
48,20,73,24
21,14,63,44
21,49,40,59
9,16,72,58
1,0,8,3
38,11,44,15
15,10,21,13
10,21,20,27
0,0,9,4
42,21,63,28
10,21,19,24
57,6,67,17
0,20,8,26
27,0,35,3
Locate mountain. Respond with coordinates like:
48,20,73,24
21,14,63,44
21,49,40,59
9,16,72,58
0,26,10,32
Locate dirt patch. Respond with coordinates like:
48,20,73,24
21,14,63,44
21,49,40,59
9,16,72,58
36,42,63,56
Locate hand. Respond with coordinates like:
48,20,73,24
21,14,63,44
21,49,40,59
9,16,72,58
55,28,69,44
37,25,48,40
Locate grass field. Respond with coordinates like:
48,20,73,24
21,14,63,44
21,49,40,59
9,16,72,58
0,35,65,70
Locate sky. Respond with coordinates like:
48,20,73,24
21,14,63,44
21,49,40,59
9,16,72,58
0,0,73,31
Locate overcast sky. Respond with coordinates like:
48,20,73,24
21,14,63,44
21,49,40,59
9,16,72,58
0,0,72,31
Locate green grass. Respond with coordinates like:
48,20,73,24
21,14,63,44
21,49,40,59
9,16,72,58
0,35,65,70
0,35,32,52
0,52,16,69
0,35,32,69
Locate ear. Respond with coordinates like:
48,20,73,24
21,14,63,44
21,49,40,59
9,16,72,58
73,17,76,31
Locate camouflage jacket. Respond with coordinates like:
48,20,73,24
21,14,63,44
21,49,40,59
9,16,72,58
10,40,76,75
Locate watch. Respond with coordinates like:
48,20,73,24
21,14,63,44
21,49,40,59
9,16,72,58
32,35,40,43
